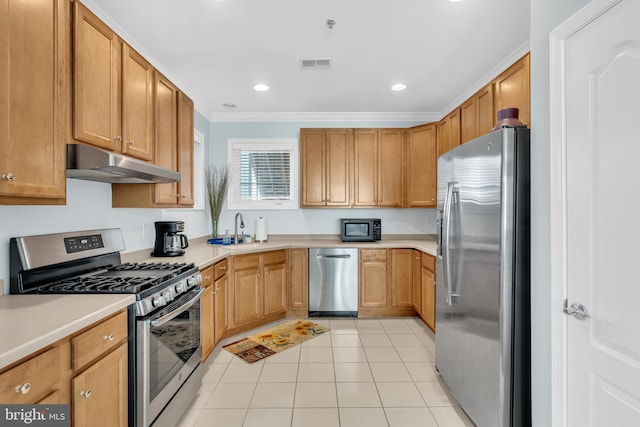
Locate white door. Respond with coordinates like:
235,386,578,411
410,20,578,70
551,0,640,425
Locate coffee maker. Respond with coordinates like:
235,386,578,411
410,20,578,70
152,221,189,257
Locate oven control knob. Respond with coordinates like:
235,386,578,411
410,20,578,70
187,276,198,287
163,290,174,302
175,281,186,294
152,295,165,307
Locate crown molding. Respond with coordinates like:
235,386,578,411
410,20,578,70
440,41,531,117
209,111,440,123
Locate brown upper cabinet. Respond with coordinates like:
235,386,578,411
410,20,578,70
73,2,154,161
354,129,405,207
461,83,494,144
300,129,352,207
494,53,530,128
406,124,437,208
437,108,461,156
111,89,194,208
439,53,530,152
177,92,195,206
0,0,69,205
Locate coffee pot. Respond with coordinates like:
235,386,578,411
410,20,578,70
152,221,189,257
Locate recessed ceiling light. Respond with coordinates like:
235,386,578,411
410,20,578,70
391,83,407,91
253,83,270,92
222,103,237,108
448,0,463,2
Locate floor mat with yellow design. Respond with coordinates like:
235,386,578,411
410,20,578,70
223,320,330,363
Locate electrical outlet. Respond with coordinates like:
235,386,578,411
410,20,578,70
142,223,147,238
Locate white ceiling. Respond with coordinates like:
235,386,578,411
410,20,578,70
85,0,530,122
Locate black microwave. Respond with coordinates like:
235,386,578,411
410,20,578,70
340,218,381,242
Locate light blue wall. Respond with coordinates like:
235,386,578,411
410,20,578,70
0,111,211,294
208,121,437,237
530,0,590,425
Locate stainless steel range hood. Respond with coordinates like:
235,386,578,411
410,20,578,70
66,144,181,184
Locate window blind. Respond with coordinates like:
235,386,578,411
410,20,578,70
232,149,292,201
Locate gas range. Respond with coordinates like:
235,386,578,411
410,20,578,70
9,228,202,316
9,228,204,426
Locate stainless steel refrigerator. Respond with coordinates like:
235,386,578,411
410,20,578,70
435,127,531,427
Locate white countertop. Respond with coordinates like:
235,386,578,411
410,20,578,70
123,235,438,268
0,294,135,370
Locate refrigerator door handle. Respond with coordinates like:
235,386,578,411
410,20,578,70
443,181,458,305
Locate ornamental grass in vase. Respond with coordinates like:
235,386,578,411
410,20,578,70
204,164,230,238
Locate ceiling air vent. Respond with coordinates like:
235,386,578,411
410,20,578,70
301,58,332,70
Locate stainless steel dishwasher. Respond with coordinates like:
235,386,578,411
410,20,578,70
308,248,358,317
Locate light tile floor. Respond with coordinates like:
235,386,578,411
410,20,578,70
177,317,475,427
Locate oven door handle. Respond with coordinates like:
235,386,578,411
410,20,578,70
150,288,204,327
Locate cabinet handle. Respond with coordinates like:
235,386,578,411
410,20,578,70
113,136,122,141
2,172,16,182
13,383,31,395
220,266,226,270
80,389,92,398
257,273,261,277
103,333,115,341
127,140,134,146
215,287,221,292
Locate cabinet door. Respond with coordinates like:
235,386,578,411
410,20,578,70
201,283,214,362
476,83,495,137
359,250,388,308
0,0,67,202
378,129,404,207
121,44,153,161
437,118,450,156
412,250,422,314
72,344,127,427
200,266,214,361
264,262,287,316
461,97,478,144
407,124,437,207
152,71,178,205
289,249,309,309
177,92,194,206
232,268,262,326
449,108,461,151
326,129,352,206
300,129,326,207
73,2,121,151
494,53,530,127
214,274,228,344
353,129,378,206
391,249,413,308
421,268,435,331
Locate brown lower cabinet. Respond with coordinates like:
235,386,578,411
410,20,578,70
0,310,128,426
200,265,215,361
358,249,416,317
72,343,127,427
226,250,287,335
420,253,436,331
288,249,309,316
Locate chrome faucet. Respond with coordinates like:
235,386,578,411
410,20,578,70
234,212,245,245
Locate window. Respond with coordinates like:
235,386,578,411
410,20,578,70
227,138,298,209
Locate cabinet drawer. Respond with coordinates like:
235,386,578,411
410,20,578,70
200,265,214,287
422,253,435,272
0,346,61,404
360,249,387,261
233,254,260,270
214,259,228,280
72,311,128,371
263,250,286,266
